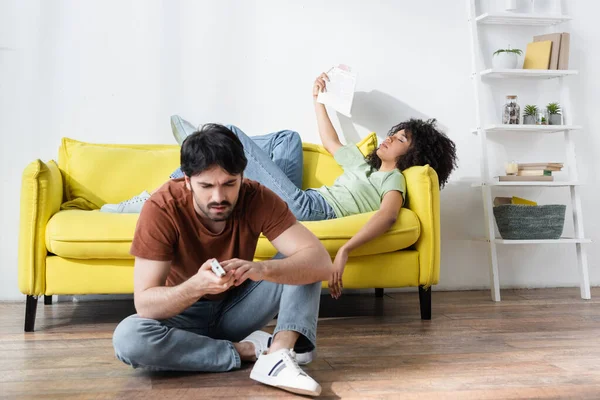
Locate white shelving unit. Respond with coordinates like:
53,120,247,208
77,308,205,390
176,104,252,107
472,124,582,134
475,237,591,244
466,0,591,301
475,12,571,26
480,68,578,79
472,181,582,187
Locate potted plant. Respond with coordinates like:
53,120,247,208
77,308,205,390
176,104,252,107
492,46,522,69
523,105,538,124
546,102,562,125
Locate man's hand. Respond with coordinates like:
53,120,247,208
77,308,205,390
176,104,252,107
221,258,266,286
329,247,349,299
189,259,236,296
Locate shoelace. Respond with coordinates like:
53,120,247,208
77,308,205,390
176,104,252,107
119,192,149,206
281,349,306,376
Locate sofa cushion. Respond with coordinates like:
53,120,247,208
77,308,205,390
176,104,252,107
301,133,377,190
45,208,420,260
58,138,180,210
255,208,420,258
46,210,139,259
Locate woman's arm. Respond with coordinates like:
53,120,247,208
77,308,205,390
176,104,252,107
313,73,343,155
343,190,403,253
329,190,404,298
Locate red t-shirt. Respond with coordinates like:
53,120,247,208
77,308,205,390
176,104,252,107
130,178,296,287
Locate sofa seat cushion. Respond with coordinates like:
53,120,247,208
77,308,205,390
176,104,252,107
255,208,420,258
46,210,139,259
46,208,420,260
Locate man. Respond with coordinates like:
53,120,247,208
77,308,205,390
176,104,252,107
112,123,333,397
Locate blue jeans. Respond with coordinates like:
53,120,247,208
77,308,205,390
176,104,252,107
112,279,322,372
172,125,336,221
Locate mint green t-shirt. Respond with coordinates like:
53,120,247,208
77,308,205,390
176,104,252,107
315,143,406,218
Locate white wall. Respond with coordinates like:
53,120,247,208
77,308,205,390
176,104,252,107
0,0,598,301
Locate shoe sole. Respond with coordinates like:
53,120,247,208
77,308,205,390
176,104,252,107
249,370,321,396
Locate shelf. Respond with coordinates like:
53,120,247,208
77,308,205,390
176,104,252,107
480,69,578,79
472,181,581,187
472,125,582,134
475,12,571,26
476,237,591,244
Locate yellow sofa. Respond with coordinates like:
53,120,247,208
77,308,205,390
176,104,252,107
19,135,440,332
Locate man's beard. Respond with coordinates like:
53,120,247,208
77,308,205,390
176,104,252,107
190,187,236,222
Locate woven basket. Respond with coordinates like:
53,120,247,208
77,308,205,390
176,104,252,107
493,204,566,240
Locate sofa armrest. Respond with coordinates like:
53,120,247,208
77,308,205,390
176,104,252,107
18,160,63,295
403,165,441,288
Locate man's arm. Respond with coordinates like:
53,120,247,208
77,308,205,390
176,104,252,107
265,222,333,284
133,257,234,320
222,222,333,286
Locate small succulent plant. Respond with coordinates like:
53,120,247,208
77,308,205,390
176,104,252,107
493,48,523,56
524,105,538,116
546,102,561,115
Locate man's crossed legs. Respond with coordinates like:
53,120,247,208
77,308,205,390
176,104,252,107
113,279,323,396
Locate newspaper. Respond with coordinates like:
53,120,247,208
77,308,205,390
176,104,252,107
316,65,357,117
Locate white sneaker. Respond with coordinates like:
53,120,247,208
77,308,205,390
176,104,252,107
170,115,198,146
240,330,271,360
100,191,151,213
266,335,315,365
250,348,321,396
295,349,316,366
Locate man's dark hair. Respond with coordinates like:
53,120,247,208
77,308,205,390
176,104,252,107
180,123,248,177
365,118,458,188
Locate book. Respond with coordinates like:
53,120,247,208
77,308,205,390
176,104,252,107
518,162,563,169
534,33,562,70
519,166,562,171
316,65,357,117
523,40,552,69
493,196,512,207
499,175,554,182
511,196,537,206
558,32,570,70
517,169,553,176
494,196,538,206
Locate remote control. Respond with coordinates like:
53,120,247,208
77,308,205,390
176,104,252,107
211,259,226,278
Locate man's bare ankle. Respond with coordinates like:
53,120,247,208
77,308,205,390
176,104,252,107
234,341,257,361
268,331,299,354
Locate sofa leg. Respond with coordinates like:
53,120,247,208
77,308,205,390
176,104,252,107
25,295,39,332
419,286,432,320
375,288,384,298
44,295,53,305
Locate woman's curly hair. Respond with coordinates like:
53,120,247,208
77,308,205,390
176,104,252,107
365,118,457,188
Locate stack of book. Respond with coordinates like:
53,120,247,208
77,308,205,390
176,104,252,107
500,163,563,182
523,33,570,70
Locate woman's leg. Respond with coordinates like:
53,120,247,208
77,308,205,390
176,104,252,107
250,130,304,189
170,125,303,189
226,125,328,221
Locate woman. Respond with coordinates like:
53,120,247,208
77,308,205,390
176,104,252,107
104,72,458,298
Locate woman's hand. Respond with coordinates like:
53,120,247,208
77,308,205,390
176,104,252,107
328,247,349,299
313,73,329,100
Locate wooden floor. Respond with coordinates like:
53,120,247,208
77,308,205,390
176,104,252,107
1,288,600,399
